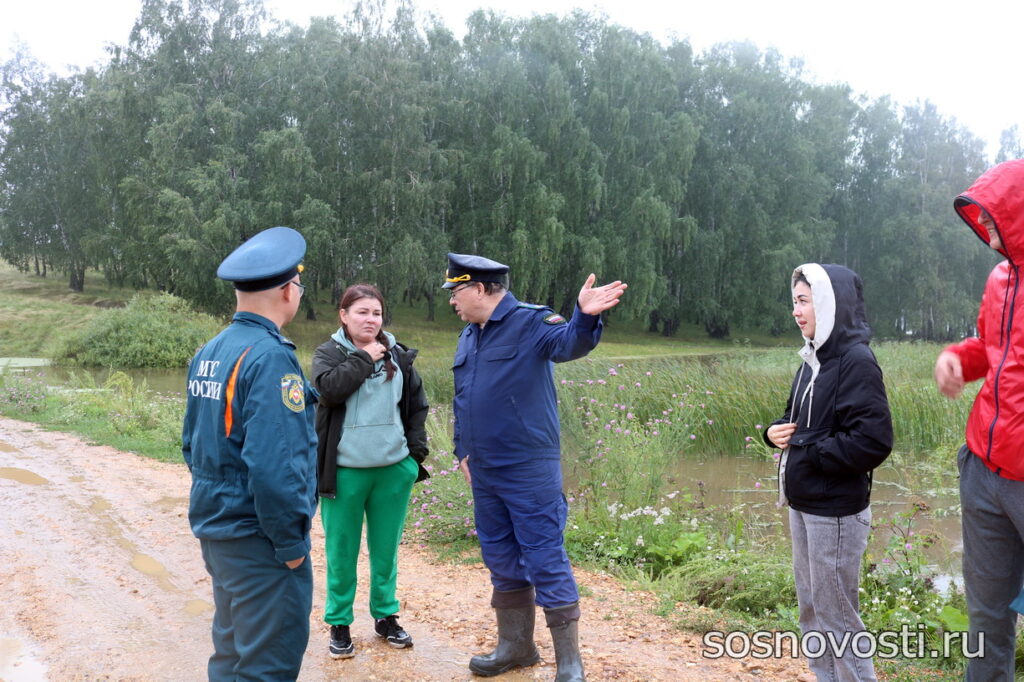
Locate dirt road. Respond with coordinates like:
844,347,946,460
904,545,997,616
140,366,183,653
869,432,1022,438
0,416,810,681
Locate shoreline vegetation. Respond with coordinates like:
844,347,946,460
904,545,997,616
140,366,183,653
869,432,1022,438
0,264,997,680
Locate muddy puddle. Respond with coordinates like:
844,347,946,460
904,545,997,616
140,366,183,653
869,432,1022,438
0,637,48,680
0,467,49,485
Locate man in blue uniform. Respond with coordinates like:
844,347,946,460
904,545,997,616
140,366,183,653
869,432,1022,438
445,253,626,681
182,226,318,681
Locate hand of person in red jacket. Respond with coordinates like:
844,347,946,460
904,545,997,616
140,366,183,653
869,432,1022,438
935,350,965,399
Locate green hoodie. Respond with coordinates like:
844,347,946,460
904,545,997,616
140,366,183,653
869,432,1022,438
331,329,409,468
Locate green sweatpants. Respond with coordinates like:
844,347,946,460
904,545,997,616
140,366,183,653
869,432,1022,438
321,455,418,625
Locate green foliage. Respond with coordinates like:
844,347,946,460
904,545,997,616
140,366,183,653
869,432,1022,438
0,370,48,412
404,404,478,550
1,1,1010,340
861,505,971,670
54,293,222,368
664,549,795,614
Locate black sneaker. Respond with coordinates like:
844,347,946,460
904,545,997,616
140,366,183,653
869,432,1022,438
374,615,413,648
329,624,355,659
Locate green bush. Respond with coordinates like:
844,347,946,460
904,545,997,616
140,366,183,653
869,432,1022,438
54,293,222,368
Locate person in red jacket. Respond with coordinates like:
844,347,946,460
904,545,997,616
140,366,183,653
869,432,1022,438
935,158,1024,680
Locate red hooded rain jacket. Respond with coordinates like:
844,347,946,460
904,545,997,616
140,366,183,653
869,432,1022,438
947,159,1024,480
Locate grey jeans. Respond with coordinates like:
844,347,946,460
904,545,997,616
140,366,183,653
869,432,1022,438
790,506,877,682
959,444,1024,681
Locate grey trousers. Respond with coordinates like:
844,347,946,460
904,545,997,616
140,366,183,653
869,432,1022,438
790,506,877,682
959,444,1024,681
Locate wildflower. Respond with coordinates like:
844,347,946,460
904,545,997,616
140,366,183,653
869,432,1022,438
755,482,761,489
645,371,652,376
689,434,696,440
608,368,618,376
635,535,645,547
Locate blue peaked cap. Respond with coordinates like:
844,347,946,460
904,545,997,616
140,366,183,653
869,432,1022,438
217,226,306,291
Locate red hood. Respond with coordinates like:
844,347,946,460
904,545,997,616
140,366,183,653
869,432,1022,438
954,159,1024,263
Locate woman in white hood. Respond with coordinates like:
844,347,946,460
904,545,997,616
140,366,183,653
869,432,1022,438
764,264,893,681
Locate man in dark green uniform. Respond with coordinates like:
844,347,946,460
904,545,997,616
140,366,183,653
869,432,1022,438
182,226,318,681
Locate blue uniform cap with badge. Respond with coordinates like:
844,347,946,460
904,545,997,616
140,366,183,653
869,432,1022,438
442,252,510,289
217,226,307,292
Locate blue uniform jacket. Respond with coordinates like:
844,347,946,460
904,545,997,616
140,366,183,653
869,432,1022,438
182,312,318,563
452,292,602,466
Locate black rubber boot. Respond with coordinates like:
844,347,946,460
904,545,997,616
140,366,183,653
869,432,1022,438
546,606,585,682
469,588,541,676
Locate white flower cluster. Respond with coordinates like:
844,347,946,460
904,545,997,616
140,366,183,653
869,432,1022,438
606,502,672,525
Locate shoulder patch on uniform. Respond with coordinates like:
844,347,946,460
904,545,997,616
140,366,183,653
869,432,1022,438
517,302,546,310
280,374,305,412
543,312,567,325
274,332,296,348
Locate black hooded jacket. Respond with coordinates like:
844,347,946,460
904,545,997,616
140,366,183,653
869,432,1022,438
312,339,430,499
763,263,893,517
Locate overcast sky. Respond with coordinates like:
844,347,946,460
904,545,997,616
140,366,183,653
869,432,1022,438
2,0,1020,159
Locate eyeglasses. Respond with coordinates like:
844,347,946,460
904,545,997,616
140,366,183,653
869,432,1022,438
449,283,474,300
281,280,306,297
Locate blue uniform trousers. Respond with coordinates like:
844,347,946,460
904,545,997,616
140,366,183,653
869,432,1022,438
470,457,578,609
200,535,313,681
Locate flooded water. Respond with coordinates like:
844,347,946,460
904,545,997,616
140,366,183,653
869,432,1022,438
656,452,962,576
1,357,184,395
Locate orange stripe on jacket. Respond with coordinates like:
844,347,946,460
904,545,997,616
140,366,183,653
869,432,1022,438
224,347,252,438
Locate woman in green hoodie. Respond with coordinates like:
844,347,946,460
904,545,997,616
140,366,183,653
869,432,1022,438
312,283,430,660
